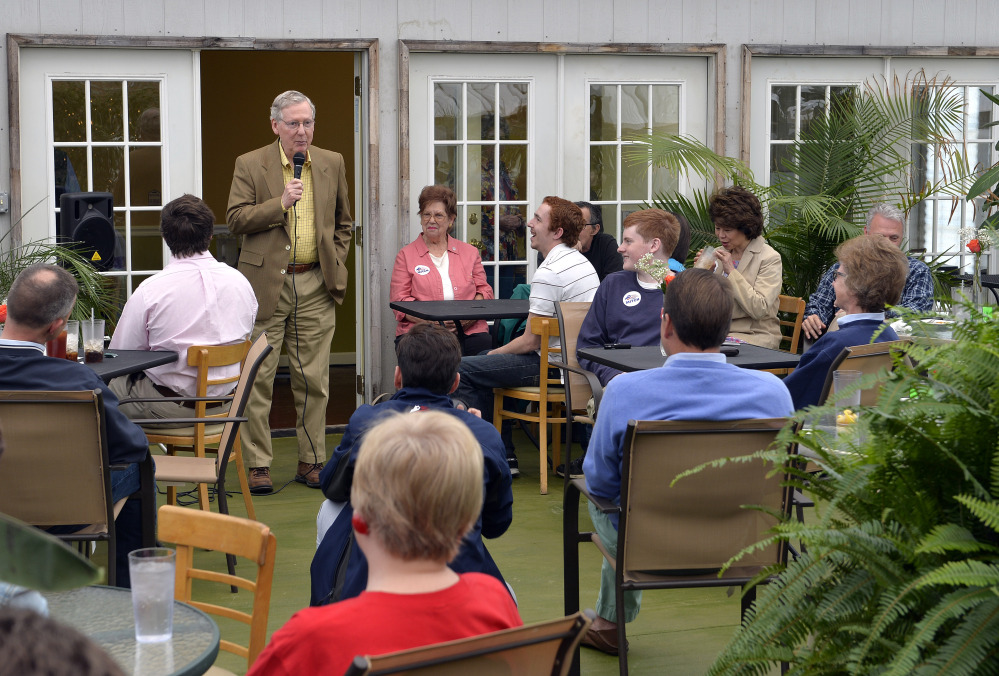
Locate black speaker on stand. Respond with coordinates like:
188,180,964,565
58,192,117,271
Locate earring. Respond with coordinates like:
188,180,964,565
351,514,369,535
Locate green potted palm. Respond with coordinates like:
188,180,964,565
632,72,966,306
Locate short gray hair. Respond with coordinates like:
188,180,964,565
866,203,905,228
6,264,78,329
269,90,316,122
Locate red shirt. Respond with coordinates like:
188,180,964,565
248,573,521,675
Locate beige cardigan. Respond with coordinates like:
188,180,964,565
719,236,782,349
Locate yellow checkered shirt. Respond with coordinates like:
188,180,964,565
280,145,318,264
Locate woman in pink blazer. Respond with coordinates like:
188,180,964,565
391,185,494,355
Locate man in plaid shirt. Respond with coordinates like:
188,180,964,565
802,203,934,340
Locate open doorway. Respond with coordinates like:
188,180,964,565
200,50,359,426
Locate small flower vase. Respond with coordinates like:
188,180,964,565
973,253,984,309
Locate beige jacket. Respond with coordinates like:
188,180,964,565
720,236,782,349
226,140,353,321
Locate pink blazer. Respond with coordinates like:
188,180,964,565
390,235,494,337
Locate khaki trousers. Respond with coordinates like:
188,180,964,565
243,266,337,468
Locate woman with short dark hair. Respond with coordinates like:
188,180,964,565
696,186,783,348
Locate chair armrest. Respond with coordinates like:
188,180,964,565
118,395,234,404
131,416,247,426
547,358,604,415
568,477,619,514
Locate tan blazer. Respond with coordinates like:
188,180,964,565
721,236,782,349
226,140,353,320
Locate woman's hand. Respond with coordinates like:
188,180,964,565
714,248,736,275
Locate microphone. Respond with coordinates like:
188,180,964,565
293,152,306,180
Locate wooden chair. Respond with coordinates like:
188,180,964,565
816,339,911,407
343,610,594,676
158,504,277,673
136,337,258,519
563,418,791,676
766,294,806,375
0,389,156,586
493,316,565,495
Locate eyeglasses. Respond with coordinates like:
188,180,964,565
421,212,449,223
834,269,848,279
281,119,314,131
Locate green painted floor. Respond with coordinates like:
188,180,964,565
124,430,771,675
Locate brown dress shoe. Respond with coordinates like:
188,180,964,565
580,625,628,656
248,467,273,495
295,461,324,488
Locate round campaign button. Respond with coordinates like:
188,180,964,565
415,265,431,276
622,291,642,307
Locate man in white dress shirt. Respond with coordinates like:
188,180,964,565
109,194,258,421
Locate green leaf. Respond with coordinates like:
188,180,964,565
0,512,101,591
965,164,999,202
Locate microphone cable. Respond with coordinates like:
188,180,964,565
291,197,319,467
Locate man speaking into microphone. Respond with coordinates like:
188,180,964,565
227,90,353,495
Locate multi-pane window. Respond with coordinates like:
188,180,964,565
588,83,680,240
432,81,529,299
51,78,164,300
769,84,857,186
911,85,997,273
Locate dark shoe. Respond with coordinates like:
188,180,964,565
295,461,324,488
556,457,585,479
507,455,520,478
248,467,273,495
580,625,628,656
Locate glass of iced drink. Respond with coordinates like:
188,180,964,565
82,319,105,363
45,328,67,359
64,320,79,361
128,547,176,643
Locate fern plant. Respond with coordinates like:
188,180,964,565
708,310,999,675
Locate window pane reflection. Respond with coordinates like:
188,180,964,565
590,146,617,201
53,81,86,143
499,83,528,140
620,84,649,136
468,82,495,140
127,82,160,142
90,81,124,142
590,84,618,142
434,82,461,141
771,86,797,140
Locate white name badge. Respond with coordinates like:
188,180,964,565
415,265,431,276
622,291,642,307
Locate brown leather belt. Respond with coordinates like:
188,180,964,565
287,262,317,274
152,383,228,410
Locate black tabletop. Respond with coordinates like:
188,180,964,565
577,344,801,372
87,350,178,383
389,299,530,322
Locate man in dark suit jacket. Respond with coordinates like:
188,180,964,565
226,90,353,495
0,264,150,587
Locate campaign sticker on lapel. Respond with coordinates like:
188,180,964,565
622,291,642,307
415,265,431,276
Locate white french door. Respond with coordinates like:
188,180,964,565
18,47,199,300
409,52,711,298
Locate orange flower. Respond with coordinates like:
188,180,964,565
663,273,676,287
0,304,6,323
968,239,982,254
